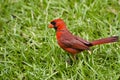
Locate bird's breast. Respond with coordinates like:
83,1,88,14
56,32,66,48
56,31,62,40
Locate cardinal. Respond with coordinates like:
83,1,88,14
48,18,119,59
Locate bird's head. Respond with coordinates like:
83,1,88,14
48,18,67,31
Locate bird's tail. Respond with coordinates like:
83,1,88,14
90,36,119,46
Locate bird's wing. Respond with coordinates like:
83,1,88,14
75,36,89,44
60,37,90,50
75,36,92,46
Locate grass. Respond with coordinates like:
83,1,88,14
0,0,120,80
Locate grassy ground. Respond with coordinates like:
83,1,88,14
0,0,120,80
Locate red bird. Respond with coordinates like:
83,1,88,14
49,18,119,59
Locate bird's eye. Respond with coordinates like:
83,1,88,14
51,21,56,25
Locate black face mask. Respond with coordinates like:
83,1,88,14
51,21,57,31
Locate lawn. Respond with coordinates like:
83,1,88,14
0,0,120,80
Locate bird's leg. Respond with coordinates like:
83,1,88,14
71,54,77,60
67,54,76,65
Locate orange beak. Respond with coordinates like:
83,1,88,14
48,24,54,28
